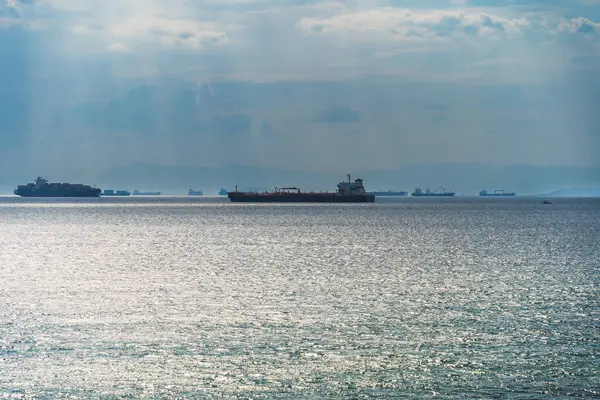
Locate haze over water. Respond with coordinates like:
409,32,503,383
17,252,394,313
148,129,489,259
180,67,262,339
1,197,599,398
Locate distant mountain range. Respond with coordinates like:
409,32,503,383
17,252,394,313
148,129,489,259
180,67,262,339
544,188,600,197
2,163,599,196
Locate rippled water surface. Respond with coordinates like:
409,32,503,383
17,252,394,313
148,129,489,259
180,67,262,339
1,197,599,398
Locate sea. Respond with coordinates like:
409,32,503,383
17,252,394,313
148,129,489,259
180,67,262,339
0,196,598,399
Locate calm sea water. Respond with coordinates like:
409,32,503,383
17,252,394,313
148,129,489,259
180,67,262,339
0,197,598,399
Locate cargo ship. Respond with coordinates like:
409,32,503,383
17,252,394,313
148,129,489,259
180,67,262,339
188,189,203,196
132,190,161,196
367,190,408,196
479,189,516,197
14,177,101,197
101,189,131,196
412,187,455,197
218,188,228,196
228,175,375,203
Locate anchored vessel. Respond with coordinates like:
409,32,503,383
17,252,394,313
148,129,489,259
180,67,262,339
188,189,204,196
218,188,228,196
480,189,516,197
132,190,161,196
14,177,101,197
101,189,131,196
412,187,455,197
228,175,375,203
367,190,408,197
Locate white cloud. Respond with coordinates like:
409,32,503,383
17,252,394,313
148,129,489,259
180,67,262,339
3,0,599,82
106,17,229,49
298,7,530,41
37,0,92,12
108,42,129,52
36,0,232,49
71,24,103,35
557,17,599,35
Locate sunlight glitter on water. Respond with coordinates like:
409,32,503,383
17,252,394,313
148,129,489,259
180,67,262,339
0,198,598,398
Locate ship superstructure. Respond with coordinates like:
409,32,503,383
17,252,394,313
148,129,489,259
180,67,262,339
228,174,375,203
14,177,101,197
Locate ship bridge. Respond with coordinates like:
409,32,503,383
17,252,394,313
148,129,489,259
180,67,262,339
337,174,367,195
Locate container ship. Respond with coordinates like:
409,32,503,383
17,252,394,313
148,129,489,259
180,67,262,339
228,175,375,203
367,190,408,196
14,177,101,197
188,189,203,196
479,189,516,197
101,189,131,196
412,187,455,197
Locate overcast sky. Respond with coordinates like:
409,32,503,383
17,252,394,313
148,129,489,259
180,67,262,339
1,0,598,176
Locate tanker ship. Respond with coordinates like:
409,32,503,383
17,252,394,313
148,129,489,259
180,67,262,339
14,177,101,197
228,175,375,203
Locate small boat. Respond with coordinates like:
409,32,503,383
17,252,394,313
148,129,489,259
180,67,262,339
542,200,552,204
188,189,203,196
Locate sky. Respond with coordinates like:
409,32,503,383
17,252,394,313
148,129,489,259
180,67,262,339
0,0,599,178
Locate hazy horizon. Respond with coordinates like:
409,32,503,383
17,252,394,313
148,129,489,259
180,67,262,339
2,162,600,197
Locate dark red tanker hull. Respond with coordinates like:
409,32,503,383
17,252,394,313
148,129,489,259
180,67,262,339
228,193,375,203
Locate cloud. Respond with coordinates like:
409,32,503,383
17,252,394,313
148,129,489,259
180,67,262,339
29,0,231,50
0,0,39,28
558,17,599,35
298,8,528,41
315,106,360,123
0,1,20,19
71,24,103,34
106,17,229,49
3,0,598,82
98,86,160,132
108,42,129,52
72,85,254,136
